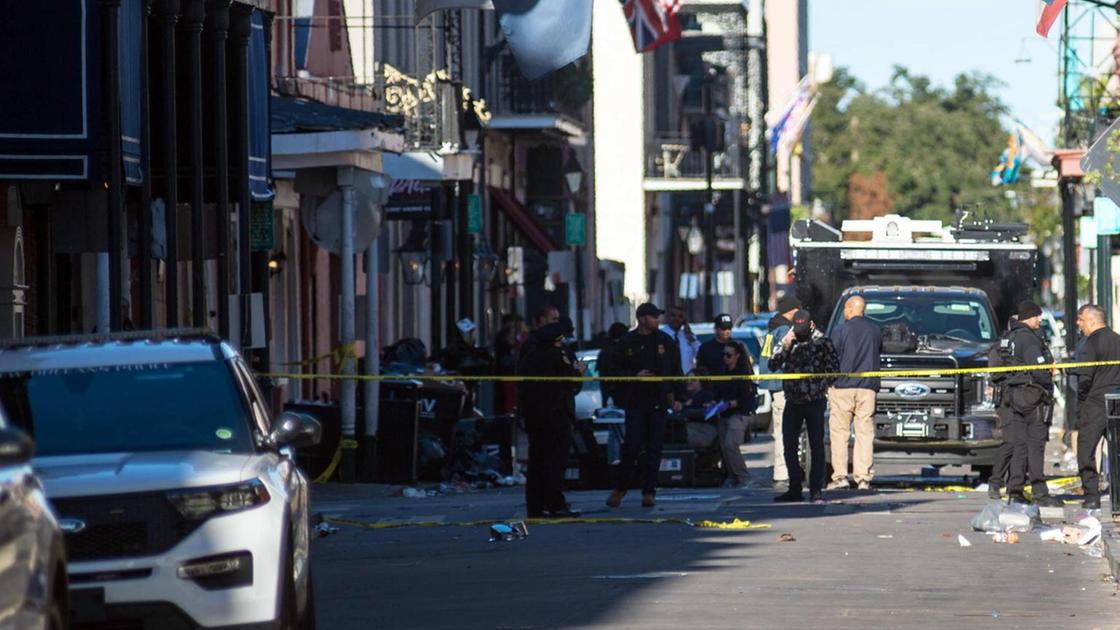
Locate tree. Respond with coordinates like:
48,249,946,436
810,66,1034,225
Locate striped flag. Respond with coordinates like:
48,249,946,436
621,0,683,53
766,76,814,156
1036,0,1067,37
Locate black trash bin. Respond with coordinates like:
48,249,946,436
376,380,423,484
1104,391,1120,517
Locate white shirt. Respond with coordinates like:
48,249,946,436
661,324,701,375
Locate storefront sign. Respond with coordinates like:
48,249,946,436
384,180,440,221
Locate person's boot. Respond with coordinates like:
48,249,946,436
773,488,804,502
606,489,626,508
987,483,1002,501
641,493,656,508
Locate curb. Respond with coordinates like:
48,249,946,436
1102,523,1120,580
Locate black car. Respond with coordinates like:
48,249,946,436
0,418,67,629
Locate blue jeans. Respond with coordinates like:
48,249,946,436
782,399,826,494
616,407,668,495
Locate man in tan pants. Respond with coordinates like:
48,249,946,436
826,295,881,491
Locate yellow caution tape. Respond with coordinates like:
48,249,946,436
260,358,1120,384
324,515,771,530
691,518,772,530
278,342,358,368
313,445,342,484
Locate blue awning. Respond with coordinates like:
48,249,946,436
249,10,274,201
271,96,404,133
120,0,143,185
0,0,101,181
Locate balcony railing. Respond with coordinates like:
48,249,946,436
646,133,744,180
489,53,590,122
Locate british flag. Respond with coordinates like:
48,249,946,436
621,0,683,53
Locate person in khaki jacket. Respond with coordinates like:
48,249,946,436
826,295,881,492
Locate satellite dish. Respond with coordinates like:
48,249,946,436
301,191,381,254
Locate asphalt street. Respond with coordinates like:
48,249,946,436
308,436,1120,629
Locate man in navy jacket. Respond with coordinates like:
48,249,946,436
827,295,881,492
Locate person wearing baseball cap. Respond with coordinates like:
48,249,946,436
760,294,803,487
517,321,585,518
1001,300,1062,507
768,309,839,503
696,313,736,375
604,302,685,509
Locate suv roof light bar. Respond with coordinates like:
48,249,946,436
0,328,222,349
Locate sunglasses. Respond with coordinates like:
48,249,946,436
723,352,737,358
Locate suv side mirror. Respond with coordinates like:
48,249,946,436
0,426,34,466
269,412,322,449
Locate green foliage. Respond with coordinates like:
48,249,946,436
811,66,1036,225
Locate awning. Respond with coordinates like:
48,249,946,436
486,114,585,140
0,0,101,181
381,152,443,182
249,11,273,201
121,0,143,184
271,95,404,134
489,186,559,253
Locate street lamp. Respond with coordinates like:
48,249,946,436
565,151,586,348
564,152,583,194
396,221,430,286
461,97,484,153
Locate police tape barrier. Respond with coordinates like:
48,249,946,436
324,515,772,530
261,358,1120,384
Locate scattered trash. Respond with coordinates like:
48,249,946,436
976,483,990,493
970,501,1038,533
958,534,972,547
991,531,1020,544
778,532,797,542
1039,506,1064,521
489,520,529,542
1040,527,1064,542
314,522,340,538
876,534,894,539
402,487,427,499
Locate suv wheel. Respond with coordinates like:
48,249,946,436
278,542,316,630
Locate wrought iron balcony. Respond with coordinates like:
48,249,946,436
488,53,590,122
645,133,744,180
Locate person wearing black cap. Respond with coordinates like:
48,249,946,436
605,303,685,509
517,321,584,518
1002,300,1062,507
760,295,802,486
768,309,839,503
696,313,737,375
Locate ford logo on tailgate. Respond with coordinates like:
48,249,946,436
58,519,86,534
894,383,931,399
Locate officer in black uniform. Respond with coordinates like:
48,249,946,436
517,321,583,518
1073,303,1120,510
987,315,1017,500
605,303,685,509
1004,301,1062,507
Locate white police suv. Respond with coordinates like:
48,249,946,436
0,331,321,629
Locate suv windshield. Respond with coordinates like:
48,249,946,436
838,295,996,342
0,361,254,456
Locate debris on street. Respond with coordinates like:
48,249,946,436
489,520,529,542
779,532,797,542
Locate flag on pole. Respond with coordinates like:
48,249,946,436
766,76,813,156
1036,0,1067,38
1015,120,1053,166
620,0,683,53
991,131,1023,186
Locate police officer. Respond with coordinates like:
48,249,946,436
1073,304,1120,510
517,321,584,518
1004,301,1062,507
605,303,685,509
987,315,1017,500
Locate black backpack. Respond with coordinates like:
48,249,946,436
881,322,918,354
